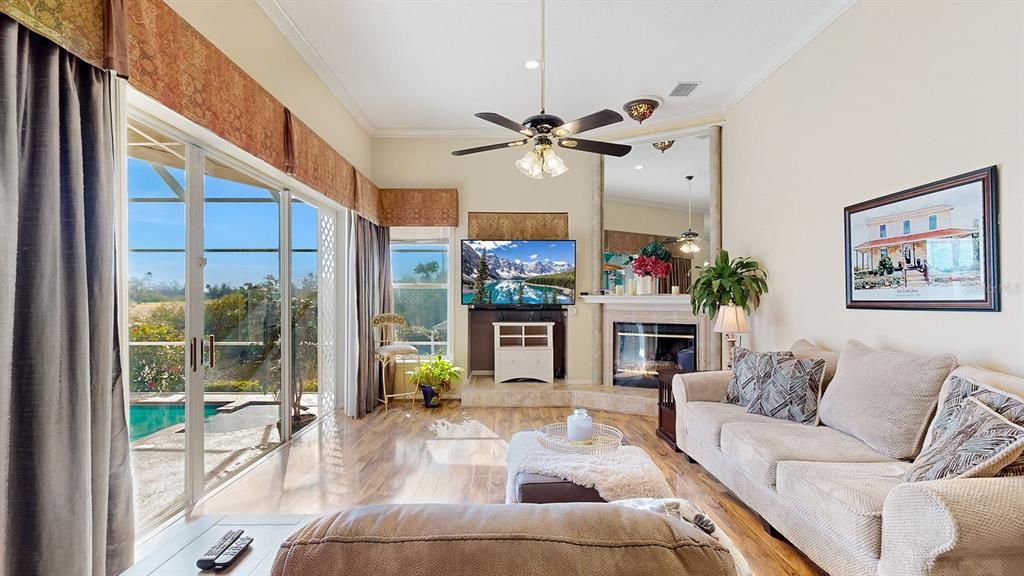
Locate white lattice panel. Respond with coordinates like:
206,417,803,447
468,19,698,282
318,211,337,414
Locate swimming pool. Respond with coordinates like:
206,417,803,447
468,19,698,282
129,404,220,441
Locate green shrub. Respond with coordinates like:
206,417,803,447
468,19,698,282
205,380,264,393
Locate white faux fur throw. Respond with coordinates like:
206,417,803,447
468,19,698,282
505,431,673,503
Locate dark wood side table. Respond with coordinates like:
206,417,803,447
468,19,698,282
656,371,683,451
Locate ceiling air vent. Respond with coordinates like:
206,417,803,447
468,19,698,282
668,82,701,97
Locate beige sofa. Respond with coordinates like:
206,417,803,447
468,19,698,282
672,342,1024,576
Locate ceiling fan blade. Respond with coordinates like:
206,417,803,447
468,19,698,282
558,138,631,157
553,109,623,137
451,140,530,156
475,112,535,136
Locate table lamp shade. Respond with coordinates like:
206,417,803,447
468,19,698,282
713,305,749,334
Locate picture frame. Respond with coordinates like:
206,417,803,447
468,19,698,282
844,166,999,311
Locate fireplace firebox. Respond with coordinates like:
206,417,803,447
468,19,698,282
612,322,697,388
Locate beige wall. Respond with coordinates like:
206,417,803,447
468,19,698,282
165,0,372,175
373,138,600,384
604,199,706,240
723,1,1023,375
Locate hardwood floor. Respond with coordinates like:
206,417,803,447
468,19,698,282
192,402,825,576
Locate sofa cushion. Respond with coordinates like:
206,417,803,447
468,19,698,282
904,397,1024,482
819,340,957,460
720,421,893,486
791,339,840,389
272,503,738,576
924,366,1024,477
746,356,826,425
777,461,910,559
683,401,778,448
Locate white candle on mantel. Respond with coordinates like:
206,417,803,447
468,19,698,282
627,279,636,295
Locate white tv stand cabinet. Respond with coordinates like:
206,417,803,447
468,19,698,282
493,322,555,383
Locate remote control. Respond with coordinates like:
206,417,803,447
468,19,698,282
212,535,253,569
196,529,244,570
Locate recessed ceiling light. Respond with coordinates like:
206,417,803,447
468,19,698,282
634,164,644,170
524,60,541,70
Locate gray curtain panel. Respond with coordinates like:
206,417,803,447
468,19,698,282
355,217,392,417
0,14,134,575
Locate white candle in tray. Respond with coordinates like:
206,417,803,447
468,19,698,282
567,408,593,443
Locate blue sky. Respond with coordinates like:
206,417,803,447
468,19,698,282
464,240,576,266
128,159,318,287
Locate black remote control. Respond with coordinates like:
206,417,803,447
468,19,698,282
212,535,253,569
196,529,244,570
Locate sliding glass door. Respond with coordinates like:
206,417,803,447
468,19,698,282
126,119,188,531
125,113,341,533
200,156,283,492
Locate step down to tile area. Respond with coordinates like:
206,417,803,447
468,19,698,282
460,376,657,416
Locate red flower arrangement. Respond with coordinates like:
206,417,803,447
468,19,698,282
631,255,671,278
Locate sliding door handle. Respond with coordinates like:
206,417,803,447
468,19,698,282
208,335,215,368
190,337,197,372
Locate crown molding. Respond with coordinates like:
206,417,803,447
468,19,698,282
722,0,856,111
256,0,375,135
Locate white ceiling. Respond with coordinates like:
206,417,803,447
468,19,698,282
605,134,710,210
261,0,853,137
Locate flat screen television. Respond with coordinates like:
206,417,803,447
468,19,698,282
461,240,576,306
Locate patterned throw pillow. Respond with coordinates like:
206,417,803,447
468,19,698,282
724,348,794,406
904,397,1024,482
745,357,827,425
926,375,1024,476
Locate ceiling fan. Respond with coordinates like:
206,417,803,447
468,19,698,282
662,175,702,254
451,0,632,178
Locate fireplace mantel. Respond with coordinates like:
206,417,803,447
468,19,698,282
580,294,691,309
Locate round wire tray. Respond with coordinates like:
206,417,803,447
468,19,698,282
536,422,624,455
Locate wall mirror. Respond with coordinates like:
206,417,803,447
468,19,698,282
601,134,711,294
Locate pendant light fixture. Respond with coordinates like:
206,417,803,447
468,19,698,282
679,175,701,254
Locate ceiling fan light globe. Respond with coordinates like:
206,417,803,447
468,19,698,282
516,150,542,178
541,148,568,177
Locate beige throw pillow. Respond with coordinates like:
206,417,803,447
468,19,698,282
790,339,840,388
818,340,957,460
904,397,1024,482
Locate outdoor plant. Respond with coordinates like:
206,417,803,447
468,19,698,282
408,354,464,407
689,250,768,319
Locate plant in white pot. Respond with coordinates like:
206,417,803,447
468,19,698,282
408,354,463,407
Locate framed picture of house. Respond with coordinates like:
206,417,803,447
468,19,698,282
844,166,999,311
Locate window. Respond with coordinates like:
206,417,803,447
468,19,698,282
391,234,451,357
879,224,887,238
881,248,889,258
929,214,938,230
903,220,911,235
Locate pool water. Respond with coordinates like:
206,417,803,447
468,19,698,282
130,404,220,440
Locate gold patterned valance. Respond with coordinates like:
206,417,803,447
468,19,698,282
0,0,128,74
126,0,287,173
380,188,459,227
355,171,381,225
468,212,568,240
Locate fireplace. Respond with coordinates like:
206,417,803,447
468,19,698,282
612,322,698,388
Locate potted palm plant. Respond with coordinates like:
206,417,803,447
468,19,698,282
690,250,768,367
408,354,464,407
690,250,768,319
